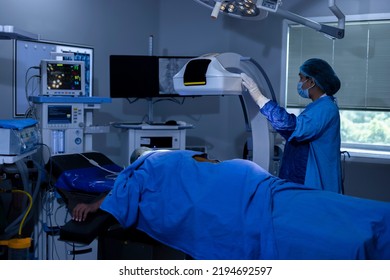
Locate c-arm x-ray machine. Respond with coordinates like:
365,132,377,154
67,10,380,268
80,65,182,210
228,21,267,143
173,1,346,171
173,52,277,172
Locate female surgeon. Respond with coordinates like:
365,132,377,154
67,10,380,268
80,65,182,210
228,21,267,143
241,58,342,193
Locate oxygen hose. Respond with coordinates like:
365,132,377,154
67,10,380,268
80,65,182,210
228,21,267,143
0,189,33,259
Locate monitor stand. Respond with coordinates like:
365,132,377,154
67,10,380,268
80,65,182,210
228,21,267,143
147,98,154,124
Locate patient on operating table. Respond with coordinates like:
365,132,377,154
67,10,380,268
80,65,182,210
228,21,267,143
72,148,390,260
72,148,219,222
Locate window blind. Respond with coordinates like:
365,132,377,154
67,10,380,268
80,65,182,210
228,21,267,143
286,20,390,111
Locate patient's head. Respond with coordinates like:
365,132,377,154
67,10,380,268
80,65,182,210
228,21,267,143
130,147,153,163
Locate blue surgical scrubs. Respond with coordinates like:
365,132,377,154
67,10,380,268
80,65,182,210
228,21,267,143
260,96,342,193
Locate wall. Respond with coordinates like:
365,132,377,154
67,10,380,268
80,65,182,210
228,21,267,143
0,40,13,118
343,156,390,202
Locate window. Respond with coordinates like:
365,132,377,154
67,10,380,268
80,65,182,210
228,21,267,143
285,16,390,155
340,110,390,151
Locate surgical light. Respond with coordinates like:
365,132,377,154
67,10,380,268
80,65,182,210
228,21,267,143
194,0,345,39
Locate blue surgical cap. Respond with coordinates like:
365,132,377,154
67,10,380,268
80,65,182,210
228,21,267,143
299,58,341,95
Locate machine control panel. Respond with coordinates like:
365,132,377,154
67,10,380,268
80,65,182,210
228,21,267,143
36,103,85,156
42,104,84,129
259,0,280,12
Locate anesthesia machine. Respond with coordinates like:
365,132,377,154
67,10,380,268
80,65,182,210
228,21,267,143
32,96,111,162
35,100,85,155
31,51,110,161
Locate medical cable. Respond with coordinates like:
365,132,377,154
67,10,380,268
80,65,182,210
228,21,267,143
24,66,41,118
13,190,33,236
0,189,33,237
152,97,186,105
25,66,40,101
2,159,44,240
2,160,33,237
78,153,122,175
125,97,140,104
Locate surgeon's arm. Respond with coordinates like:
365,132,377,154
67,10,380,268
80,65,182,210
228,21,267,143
260,101,297,140
72,196,106,222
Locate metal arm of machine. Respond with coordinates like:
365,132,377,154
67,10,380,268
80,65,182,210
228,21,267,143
194,0,345,39
275,0,345,39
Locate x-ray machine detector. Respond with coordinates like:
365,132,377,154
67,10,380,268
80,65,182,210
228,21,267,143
173,52,277,172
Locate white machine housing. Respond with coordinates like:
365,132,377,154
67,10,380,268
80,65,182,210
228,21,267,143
36,103,84,155
117,124,189,166
0,125,39,155
173,53,242,96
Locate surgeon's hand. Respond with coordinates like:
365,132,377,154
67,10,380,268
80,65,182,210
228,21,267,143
241,73,270,108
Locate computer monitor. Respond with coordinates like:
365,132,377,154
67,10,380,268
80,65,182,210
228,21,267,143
110,55,158,99
109,55,194,98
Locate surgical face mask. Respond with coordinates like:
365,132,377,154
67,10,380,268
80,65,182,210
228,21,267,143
297,79,312,99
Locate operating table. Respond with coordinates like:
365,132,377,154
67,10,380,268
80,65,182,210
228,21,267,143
47,152,187,259
47,150,390,260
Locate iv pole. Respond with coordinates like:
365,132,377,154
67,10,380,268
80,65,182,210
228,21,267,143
147,35,154,123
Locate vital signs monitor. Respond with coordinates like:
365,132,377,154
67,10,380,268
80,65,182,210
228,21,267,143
40,60,85,96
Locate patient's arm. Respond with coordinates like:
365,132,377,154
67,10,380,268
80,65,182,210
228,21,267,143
72,196,106,222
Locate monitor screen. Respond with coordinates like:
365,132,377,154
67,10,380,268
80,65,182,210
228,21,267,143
158,56,194,95
47,105,72,124
62,50,92,97
40,60,85,96
110,55,159,98
109,55,194,98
